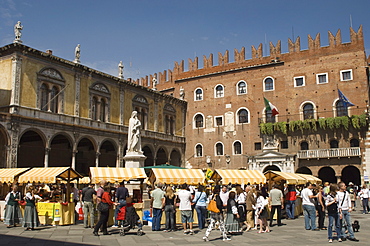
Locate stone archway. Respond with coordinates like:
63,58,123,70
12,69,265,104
296,166,312,175
170,149,181,167
49,134,72,167
143,146,153,167
156,147,167,165
18,130,45,167
0,127,8,168
341,166,361,186
99,140,117,167
318,166,336,184
76,138,95,176
263,165,281,173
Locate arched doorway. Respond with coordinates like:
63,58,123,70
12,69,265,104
318,166,336,184
170,149,181,167
18,130,45,167
296,166,312,175
0,127,8,168
156,147,167,165
143,146,153,167
263,165,281,173
341,166,361,186
99,140,117,167
76,138,95,176
49,134,72,167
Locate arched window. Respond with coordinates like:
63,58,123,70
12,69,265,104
330,139,339,148
336,100,348,117
300,141,309,150
100,99,106,122
265,109,276,123
195,144,203,157
264,77,274,91
303,103,314,120
194,114,204,128
350,139,359,147
216,142,224,156
195,88,203,101
49,86,59,113
40,83,48,111
215,85,224,98
237,81,247,95
92,97,98,121
233,141,242,155
238,108,249,124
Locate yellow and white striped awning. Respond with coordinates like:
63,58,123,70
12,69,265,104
150,168,205,185
0,168,31,183
89,167,147,184
18,167,83,183
211,169,266,184
264,171,306,185
297,174,322,184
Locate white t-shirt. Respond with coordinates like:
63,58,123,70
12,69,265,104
301,188,315,206
336,191,352,211
219,191,229,206
177,189,192,211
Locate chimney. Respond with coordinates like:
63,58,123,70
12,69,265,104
46,49,53,55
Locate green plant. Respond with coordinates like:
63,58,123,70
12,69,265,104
302,120,311,130
265,123,274,135
359,114,367,127
334,117,342,128
351,115,360,129
309,119,317,131
326,117,335,130
318,118,326,130
340,116,350,130
260,123,267,134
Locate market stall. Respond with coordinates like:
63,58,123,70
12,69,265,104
210,169,266,185
296,173,322,184
264,170,306,186
17,167,83,225
149,168,205,185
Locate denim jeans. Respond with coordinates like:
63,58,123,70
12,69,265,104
83,201,94,227
114,199,127,226
328,213,341,239
285,200,295,219
302,204,317,230
362,198,369,213
195,205,207,229
164,205,176,230
152,208,163,231
340,210,354,239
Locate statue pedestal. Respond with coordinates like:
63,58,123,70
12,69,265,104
123,152,147,168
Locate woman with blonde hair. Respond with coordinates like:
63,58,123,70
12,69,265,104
164,186,176,231
23,186,40,230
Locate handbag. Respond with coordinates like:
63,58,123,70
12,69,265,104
18,200,27,206
97,202,109,212
207,195,220,213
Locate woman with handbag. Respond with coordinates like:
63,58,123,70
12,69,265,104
203,185,230,242
256,190,269,233
22,186,40,230
192,185,207,230
93,186,118,236
4,185,23,228
164,186,176,232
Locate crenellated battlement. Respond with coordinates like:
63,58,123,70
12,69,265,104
132,26,364,90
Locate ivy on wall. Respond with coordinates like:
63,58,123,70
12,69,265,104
259,114,368,135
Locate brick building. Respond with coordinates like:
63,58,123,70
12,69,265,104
0,42,187,176
138,26,370,185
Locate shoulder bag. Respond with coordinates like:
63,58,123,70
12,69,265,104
97,202,109,212
207,194,220,213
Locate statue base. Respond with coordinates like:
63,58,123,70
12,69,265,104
123,152,147,168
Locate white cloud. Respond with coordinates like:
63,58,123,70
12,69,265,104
0,0,23,26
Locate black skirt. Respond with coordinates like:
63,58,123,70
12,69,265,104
259,208,268,219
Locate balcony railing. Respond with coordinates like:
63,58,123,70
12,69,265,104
297,147,361,159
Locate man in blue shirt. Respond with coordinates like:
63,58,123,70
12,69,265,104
112,181,129,228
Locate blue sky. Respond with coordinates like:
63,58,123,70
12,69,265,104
1,0,370,79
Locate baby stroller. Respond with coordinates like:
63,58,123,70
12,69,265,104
117,205,143,236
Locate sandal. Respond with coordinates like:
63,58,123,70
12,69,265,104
257,231,264,233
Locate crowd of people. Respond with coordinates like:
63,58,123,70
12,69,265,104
2,179,368,243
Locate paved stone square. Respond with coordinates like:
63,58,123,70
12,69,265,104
1,209,369,246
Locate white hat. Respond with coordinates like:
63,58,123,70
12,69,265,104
348,182,354,185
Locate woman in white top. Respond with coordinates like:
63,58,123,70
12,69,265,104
359,185,370,214
236,186,247,230
256,190,269,233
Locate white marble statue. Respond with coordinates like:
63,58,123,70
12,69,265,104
118,61,124,79
152,75,158,90
127,111,142,153
74,44,81,63
179,86,185,100
14,21,23,43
